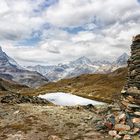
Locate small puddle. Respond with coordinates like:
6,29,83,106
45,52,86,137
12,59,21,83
38,92,104,106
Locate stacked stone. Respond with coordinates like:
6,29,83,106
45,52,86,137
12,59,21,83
121,34,140,129
95,35,140,139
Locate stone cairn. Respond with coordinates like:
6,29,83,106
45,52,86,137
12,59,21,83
95,35,140,139
120,34,140,130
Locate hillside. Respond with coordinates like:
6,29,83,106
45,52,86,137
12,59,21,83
34,67,127,103
0,78,29,95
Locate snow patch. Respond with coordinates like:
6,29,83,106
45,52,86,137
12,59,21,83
38,92,104,106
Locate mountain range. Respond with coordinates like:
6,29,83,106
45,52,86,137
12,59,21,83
0,47,48,87
0,46,129,85
27,53,129,81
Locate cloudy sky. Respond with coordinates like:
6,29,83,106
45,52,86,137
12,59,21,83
1,0,140,66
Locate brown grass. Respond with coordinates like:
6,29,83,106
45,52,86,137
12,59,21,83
0,78,29,93
4,123,32,133
33,67,127,103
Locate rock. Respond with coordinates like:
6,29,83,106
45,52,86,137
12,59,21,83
118,113,126,121
107,115,115,125
126,118,133,129
111,107,121,111
104,122,113,130
48,135,61,140
121,101,129,107
85,115,93,120
134,112,140,116
93,118,102,123
126,96,134,102
7,133,24,140
95,124,107,131
128,104,140,109
121,89,127,94
127,87,139,94
114,124,131,131
133,34,140,41
133,127,139,134
118,131,128,136
13,110,19,114
0,93,50,105
108,130,117,137
123,134,132,140
85,104,95,109
132,118,140,123
115,134,122,139
130,70,136,76
134,123,140,128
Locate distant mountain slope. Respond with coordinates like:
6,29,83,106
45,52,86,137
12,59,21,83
0,47,20,68
36,67,127,103
115,53,129,66
0,78,29,96
27,53,129,81
0,47,48,87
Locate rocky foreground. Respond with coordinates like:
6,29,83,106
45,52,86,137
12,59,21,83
0,72,112,140
0,101,112,140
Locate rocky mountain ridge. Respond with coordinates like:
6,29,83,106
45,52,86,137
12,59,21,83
27,53,129,81
0,47,48,87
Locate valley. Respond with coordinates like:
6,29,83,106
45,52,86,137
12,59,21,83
0,49,129,140
34,67,127,103
0,46,128,103
0,0,140,139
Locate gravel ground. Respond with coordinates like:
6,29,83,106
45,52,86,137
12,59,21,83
0,103,112,140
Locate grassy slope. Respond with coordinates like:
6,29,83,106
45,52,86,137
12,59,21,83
34,67,127,103
0,78,29,96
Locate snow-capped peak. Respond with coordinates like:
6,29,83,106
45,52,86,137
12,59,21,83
0,46,48,87
0,46,22,68
26,53,129,82
116,53,129,65
69,56,92,66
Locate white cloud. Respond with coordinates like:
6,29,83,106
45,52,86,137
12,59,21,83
0,0,45,41
1,0,140,66
45,0,140,27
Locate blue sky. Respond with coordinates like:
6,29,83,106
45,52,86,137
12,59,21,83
0,0,140,66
